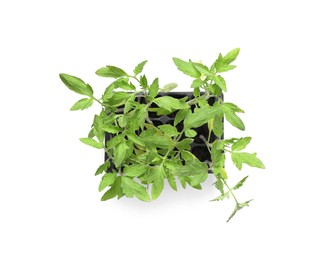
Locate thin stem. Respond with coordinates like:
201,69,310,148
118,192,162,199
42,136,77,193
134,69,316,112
224,181,239,205
199,135,212,154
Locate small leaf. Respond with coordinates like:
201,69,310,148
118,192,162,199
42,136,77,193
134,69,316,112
232,137,252,151
172,57,201,78
95,161,110,176
153,96,189,111
176,138,193,150
213,75,227,92
79,138,103,149
231,152,265,170
150,165,165,200
99,173,117,192
184,129,197,138
161,83,178,93
70,98,94,111
233,176,249,190
140,75,148,89
113,142,129,168
223,48,240,64
218,64,237,73
113,79,136,90
190,171,208,186
134,60,148,75
191,78,203,88
59,73,93,96
213,114,223,137
149,78,159,98
192,63,211,76
184,106,222,129
158,124,179,137
174,109,189,126
96,66,127,78
142,136,175,149
121,176,150,202
126,132,145,146
103,92,130,106
124,164,148,177
101,176,122,201
167,175,177,191
223,103,245,131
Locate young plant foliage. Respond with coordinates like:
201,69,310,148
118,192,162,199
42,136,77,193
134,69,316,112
59,48,265,222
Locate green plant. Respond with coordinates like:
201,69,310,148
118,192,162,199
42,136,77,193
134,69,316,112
59,48,265,221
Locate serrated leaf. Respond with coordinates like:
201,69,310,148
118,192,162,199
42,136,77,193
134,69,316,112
59,73,93,96
142,135,175,149
101,176,122,201
79,138,103,149
167,175,177,191
161,83,178,93
231,152,265,170
149,78,159,98
232,137,252,151
190,171,208,186
121,176,150,202
218,64,237,73
153,96,189,111
184,129,197,138
113,142,129,168
191,78,203,88
223,103,245,131
192,63,211,76
176,138,193,150
126,132,145,146
213,114,223,137
172,160,208,177
150,165,165,200
158,124,179,137
95,161,110,176
124,164,148,177
134,60,148,75
99,173,117,192
112,79,136,90
140,75,148,89
104,92,130,106
174,109,189,126
233,176,249,190
172,57,201,78
70,98,94,111
96,66,127,78
213,75,227,92
223,102,244,113
223,48,240,64
184,106,222,129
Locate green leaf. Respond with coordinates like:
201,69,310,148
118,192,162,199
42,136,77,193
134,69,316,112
172,57,201,78
140,75,148,89
192,63,211,76
191,78,203,88
79,138,103,149
223,102,244,113
124,164,148,177
113,142,129,168
213,114,223,137
101,176,122,201
153,96,189,111
150,165,165,200
172,160,208,177
231,152,265,170
134,60,148,75
121,176,150,202
142,135,175,149
158,124,179,137
227,199,253,222
190,171,208,186
126,132,145,146
95,161,110,176
184,106,222,129
223,103,245,131
233,176,249,190
99,173,117,192
59,73,93,96
167,175,177,191
104,92,130,106
184,129,197,138
213,75,227,92
112,79,135,91
174,109,189,126
218,64,237,73
223,48,240,64
149,78,159,98
70,98,94,111
176,138,193,150
161,83,178,93
232,137,252,151
96,66,127,78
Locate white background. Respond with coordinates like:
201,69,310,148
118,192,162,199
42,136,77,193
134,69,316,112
1,0,329,259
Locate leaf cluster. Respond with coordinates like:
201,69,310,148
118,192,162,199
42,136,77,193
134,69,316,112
59,48,265,221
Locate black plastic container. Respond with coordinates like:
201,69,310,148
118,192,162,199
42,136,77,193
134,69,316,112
105,92,223,172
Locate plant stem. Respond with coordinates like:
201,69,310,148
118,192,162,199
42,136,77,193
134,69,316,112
224,181,239,205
